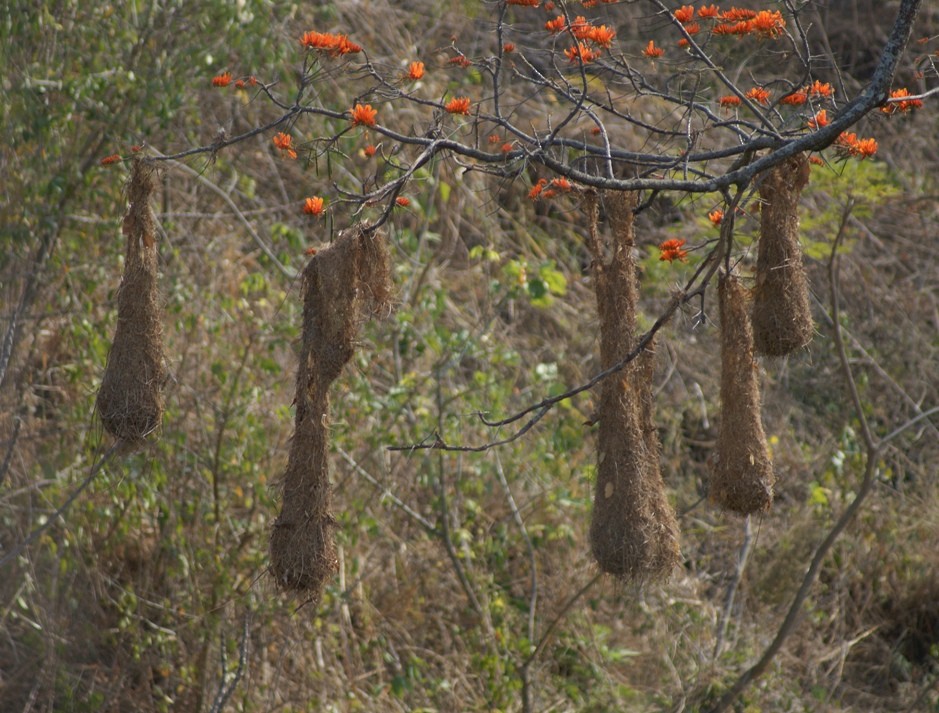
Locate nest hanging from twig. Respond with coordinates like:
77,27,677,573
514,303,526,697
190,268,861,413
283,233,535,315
586,191,681,581
752,152,813,356
270,225,392,597
96,160,165,443
710,273,775,514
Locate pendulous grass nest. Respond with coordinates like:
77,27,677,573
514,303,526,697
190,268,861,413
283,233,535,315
586,191,681,582
270,224,392,597
96,159,166,444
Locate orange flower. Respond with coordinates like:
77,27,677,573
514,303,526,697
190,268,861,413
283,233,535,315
807,80,834,98
807,109,829,129
448,54,472,68
779,91,807,105
684,22,701,35
643,40,664,58
545,15,566,33
212,71,232,87
673,5,695,23
719,95,742,107
351,103,378,127
364,144,377,157
745,86,771,105
528,178,548,201
586,25,616,47
708,209,723,225
748,10,785,38
720,8,757,21
234,79,246,89
697,4,720,19
407,61,425,80
272,132,297,159
395,196,410,207
882,87,923,113
488,134,501,144
809,155,825,166
100,153,121,166
304,247,318,256
550,177,573,191
565,43,600,63
570,16,592,40
303,196,325,216
501,143,513,154
853,137,878,158
678,38,690,48
713,21,751,35
445,97,471,114
658,238,689,262
835,132,878,159
301,31,362,56
503,42,516,53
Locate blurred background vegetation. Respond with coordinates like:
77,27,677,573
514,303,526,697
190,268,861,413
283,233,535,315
1,1,937,711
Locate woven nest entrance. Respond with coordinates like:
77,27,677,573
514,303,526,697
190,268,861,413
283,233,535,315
270,225,392,597
752,152,813,356
709,273,775,514
586,191,680,582
96,160,165,443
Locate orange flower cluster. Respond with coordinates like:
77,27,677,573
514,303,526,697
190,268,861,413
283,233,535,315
445,97,471,114
212,72,232,87
301,31,362,56
528,177,574,201
719,95,741,107
503,42,516,53
407,61,424,80
448,54,472,68
233,76,258,90
395,196,410,207
351,103,378,127
807,80,834,98
363,144,377,157
272,132,297,159
643,40,664,58
303,196,325,216
836,133,878,159
674,5,695,23
100,153,121,166
745,86,771,105
659,238,689,263
708,209,724,225
779,90,807,106
712,9,785,38
565,43,600,63
881,88,923,114
545,15,615,46
807,109,829,129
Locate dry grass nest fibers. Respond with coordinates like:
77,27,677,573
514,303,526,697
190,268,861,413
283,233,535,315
710,273,775,514
587,191,680,581
270,225,392,596
752,152,814,356
96,159,166,443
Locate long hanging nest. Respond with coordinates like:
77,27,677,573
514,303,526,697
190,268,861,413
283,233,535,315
270,225,392,597
96,160,166,443
752,152,814,356
586,191,681,581
710,273,775,514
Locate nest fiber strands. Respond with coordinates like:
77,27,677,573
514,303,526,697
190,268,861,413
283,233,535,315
270,226,392,595
96,160,166,442
710,274,775,514
752,152,813,356
587,191,680,581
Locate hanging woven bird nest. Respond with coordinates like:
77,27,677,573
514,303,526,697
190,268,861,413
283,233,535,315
752,152,813,356
586,191,681,582
710,273,775,514
270,225,392,596
96,159,165,443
